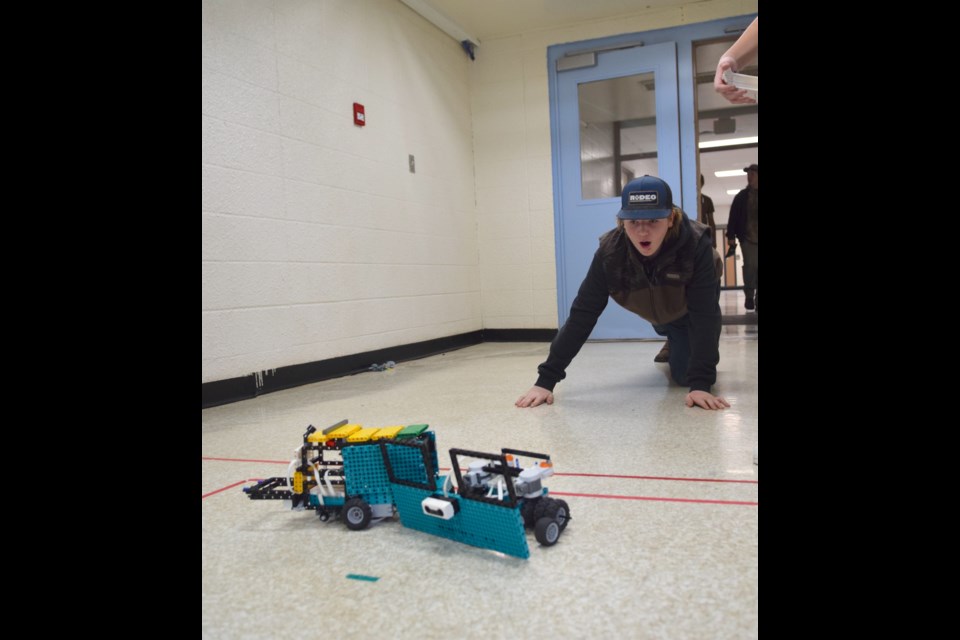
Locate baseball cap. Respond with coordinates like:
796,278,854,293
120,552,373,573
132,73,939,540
617,175,673,220
743,164,759,173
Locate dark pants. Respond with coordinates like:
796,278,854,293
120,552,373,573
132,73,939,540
741,241,758,301
653,282,720,386
653,317,692,385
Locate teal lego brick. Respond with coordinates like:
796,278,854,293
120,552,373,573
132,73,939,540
343,437,437,505
383,434,437,486
391,482,530,559
342,444,394,505
309,494,345,508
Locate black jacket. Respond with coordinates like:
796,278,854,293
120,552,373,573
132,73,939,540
536,216,721,393
726,187,752,244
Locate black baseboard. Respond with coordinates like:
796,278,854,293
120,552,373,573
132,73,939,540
481,328,558,342
202,328,558,409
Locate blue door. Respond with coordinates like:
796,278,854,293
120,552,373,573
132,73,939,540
551,41,681,339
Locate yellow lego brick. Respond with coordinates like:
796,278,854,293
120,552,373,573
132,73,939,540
293,471,304,493
347,427,380,442
310,424,362,441
371,426,404,440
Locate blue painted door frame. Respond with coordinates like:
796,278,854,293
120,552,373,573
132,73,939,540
547,14,757,338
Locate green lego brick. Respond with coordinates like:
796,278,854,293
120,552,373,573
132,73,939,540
396,424,429,439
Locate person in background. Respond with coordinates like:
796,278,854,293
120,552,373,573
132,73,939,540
714,17,757,104
699,174,716,248
515,175,729,411
726,165,758,311
715,17,759,466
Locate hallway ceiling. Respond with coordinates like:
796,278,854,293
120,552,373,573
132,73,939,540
422,0,692,41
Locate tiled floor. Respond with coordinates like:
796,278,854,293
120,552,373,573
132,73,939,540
720,288,756,317
202,329,758,639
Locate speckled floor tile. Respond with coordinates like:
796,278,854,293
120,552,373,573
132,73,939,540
203,337,758,639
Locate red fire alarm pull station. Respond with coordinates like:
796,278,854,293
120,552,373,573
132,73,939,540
353,103,365,126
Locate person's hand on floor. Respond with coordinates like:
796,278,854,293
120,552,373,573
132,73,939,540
686,390,730,410
516,386,554,408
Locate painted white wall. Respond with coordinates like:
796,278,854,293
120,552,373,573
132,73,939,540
202,0,480,383
470,0,758,329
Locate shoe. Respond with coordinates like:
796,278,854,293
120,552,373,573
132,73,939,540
654,341,670,363
744,297,755,311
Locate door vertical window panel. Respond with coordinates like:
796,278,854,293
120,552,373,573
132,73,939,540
578,72,657,201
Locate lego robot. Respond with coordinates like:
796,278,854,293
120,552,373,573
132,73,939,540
244,420,570,558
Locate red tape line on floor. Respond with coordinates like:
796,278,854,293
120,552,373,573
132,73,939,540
202,457,757,485
201,480,250,499
551,491,757,506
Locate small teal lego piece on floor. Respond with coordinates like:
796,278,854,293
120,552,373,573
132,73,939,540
346,574,380,582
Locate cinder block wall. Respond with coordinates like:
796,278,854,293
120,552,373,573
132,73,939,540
202,0,480,383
